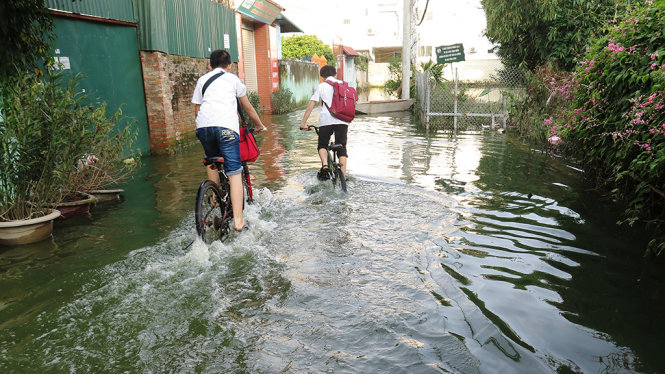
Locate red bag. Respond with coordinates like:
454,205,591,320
239,126,260,162
324,80,358,122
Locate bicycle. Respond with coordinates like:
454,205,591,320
304,125,347,193
194,130,254,244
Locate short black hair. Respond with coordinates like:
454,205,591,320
210,49,231,69
320,65,336,78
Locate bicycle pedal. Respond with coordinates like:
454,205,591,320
212,216,224,230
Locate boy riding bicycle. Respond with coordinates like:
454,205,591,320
299,65,350,180
191,49,266,232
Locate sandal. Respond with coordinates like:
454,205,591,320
317,166,330,181
234,221,249,232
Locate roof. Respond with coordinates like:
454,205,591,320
264,0,285,11
275,13,303,33
342,45,360,56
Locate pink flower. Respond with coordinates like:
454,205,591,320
544,118,553,125
548,136,562,145
606,43,626,53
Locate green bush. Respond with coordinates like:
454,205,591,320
0,69,137,220
355,56,368,72
508,64,575,143
384,57,402,97
556,1,665,255
239,91,263,125
271,87,295,114
0,0,55,79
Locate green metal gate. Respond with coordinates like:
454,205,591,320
52,16,150,155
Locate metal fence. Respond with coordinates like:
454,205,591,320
415,62,525,130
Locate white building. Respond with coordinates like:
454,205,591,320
279,0,500,84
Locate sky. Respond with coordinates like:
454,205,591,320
273,0,496,60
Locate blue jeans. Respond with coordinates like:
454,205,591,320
196,127,242,175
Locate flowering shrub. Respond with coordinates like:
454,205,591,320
507,64,575,143
556,1,665,255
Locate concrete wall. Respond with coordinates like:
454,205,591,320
278,59,319,107
368,62,390,86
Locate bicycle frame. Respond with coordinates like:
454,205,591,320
307,126,347,192
195,157,253,243
207,159,252,204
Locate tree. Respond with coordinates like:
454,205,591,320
281,35,335,66
481,0,626,71
384,57,402,97
0,0,56,79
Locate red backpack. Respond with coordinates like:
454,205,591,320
324,80,358,122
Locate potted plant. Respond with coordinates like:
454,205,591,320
0,70,77,242
63,104,139,205
0,69,136,243
51,101,139,217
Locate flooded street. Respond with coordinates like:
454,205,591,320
1,110,664,373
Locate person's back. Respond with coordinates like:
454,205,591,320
194,68,242,134
191,49,266,232
299,65,350,178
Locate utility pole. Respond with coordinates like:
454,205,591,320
401,0,411,100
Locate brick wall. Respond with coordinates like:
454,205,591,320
254,24,273,114
140,50,239,155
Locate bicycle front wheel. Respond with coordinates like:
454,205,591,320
335,168,347,193
195,180,230,244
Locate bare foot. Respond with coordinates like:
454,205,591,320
234,220,249,232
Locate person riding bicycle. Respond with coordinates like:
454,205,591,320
299,65,350,180
191,49,266,232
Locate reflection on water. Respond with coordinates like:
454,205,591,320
1,108,664,373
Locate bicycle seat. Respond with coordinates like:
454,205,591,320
329,144,344,152
203,156,225,166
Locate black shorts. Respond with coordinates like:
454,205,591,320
317,124,348,157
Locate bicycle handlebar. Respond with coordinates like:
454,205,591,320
302,125,320,135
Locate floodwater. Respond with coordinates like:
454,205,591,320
1,110,664,373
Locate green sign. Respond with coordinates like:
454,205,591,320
436,44,465,64
236,0,282,25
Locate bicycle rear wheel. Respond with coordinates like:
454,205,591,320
195,180,231,244
335,168,347,193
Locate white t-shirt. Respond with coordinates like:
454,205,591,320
310,77,350,127
191,67,247,134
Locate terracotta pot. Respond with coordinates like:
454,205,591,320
0,209,62,245
88,189,124,203
50,192,97,219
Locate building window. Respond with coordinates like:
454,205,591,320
344,19,350,24
419,46,432,57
